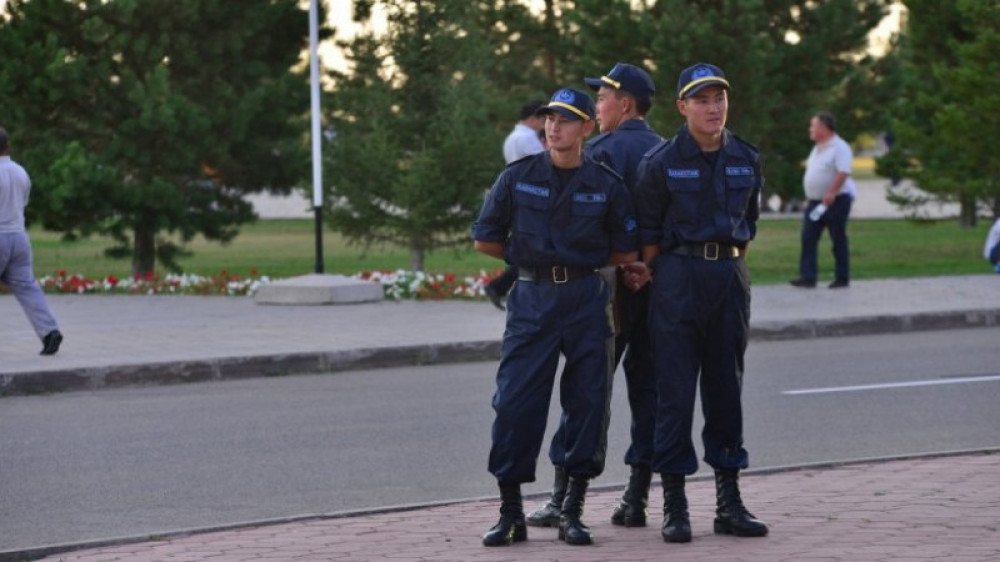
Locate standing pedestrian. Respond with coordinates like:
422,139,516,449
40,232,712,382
632,63,768,543
0,126,63,355
790,111,856,289
485,100,549,311
525,62,663,530
473,88,639,547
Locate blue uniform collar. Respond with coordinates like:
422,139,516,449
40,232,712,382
616,118,653,133
675,124,737,160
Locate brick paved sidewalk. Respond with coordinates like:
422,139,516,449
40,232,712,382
37,451,1000,562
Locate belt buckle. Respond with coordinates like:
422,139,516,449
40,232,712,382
704,242,720,261
552,266,569,284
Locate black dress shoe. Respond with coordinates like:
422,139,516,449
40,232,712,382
829,280,850,289
789,278,816,288
40,330,63,356
484,285,505,311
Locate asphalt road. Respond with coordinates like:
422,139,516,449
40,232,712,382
2,327,998,552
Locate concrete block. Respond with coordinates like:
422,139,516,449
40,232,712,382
253,274,384,305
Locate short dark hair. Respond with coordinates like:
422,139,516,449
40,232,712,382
0,127,8,154
520,100,545,121
611,89,652,116
814,111,836,132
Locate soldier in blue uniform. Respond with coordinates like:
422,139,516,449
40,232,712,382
526,63,664,530
631,63,769,543
473,88,639,547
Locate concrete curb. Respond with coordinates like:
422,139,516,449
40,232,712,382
4,447,996,562
2,308,998,397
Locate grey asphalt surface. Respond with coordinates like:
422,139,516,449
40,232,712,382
1,273,999,561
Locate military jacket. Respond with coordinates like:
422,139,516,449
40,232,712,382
473,151,637,269
635,124,761,251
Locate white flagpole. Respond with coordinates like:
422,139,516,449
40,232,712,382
309,0,324,273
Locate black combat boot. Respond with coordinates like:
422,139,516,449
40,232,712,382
661,473,692,543
483,482,527,547
526,465,567,528
610,464,651,527
558,476,594,545
713,468,768,537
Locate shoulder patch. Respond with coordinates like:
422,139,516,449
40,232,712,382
643,137,674,160
504,152,542,168
596,160,624,180
586,132,612,147
729,132,760,154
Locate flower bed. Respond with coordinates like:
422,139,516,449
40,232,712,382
0,268,505,300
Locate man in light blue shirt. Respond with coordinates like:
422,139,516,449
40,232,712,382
0,126,63,355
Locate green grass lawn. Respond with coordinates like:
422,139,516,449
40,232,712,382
27,216,992,286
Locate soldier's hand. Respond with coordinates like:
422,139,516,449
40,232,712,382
619,261,650,292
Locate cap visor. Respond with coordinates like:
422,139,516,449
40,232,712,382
537,106,587,121
583,77,604,91
680,79,729,99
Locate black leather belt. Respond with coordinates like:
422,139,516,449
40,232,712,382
518,266,596,284
670,242,743,260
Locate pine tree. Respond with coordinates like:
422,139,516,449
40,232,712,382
325,0,511,271
0,0,310,275
881,0,1000,223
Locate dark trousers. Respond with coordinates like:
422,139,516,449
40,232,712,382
648,253,750,475
489,274,613,484
547,282,656,470
799,194,852,283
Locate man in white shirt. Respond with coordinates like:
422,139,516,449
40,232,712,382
502,100,546,164
0,126,63,355
791,112,856,289
984,217,1000,271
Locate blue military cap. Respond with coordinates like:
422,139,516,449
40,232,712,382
676,62,730,100
536,88,596,121
585,62,655,102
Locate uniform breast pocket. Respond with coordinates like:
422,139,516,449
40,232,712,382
569,194,608,250
725,175,755,216
513,185,550,236
668,180,702,225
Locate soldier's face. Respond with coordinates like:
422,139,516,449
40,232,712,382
595,86,626,133
545,114,592,151
677,85,728,138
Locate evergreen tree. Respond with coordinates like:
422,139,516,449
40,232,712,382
325,0,512,271
564,0,889,209
0,0,309,275
880,0,1000,223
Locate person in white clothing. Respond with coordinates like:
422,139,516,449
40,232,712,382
984,217,1000,272
502,100,546,164
0,126,63,355
790,112,855,289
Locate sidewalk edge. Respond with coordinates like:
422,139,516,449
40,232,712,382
3,447,997,562
2,308,997,397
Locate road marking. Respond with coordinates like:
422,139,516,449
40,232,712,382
783,375,1000,396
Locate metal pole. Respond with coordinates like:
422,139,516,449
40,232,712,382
309,0,324,273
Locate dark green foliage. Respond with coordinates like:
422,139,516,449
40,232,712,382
879,0,1000,224
325,0,524,271
560,0,889,209
0,0,310,275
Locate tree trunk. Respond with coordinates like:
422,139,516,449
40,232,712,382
543,0,556,81
132,225,156,278
959,193,977,227
410,247,425,273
